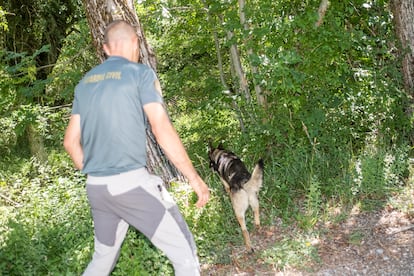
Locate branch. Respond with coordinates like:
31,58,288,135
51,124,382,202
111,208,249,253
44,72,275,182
11,44,93,78
316,0,330,27
389,224,414,235
47,103,72,110
0,193,22,207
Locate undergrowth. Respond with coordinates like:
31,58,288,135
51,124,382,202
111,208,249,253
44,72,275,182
1,1,413,273
1,136,411,274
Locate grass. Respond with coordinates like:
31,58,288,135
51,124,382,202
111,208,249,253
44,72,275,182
0,136,412,274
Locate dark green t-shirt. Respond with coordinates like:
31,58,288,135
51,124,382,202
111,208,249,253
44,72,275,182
71,56,163,176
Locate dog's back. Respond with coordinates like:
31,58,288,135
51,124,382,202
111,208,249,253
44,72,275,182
208,144,264,193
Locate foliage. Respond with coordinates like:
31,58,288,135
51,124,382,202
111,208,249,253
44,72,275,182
0,18,96,157
46,19,98,104
0,5,8,32
113,231,173,275
0,0,413,274
138,0,412,232
261,234,320,271
0,153,90,275
1,0,84,80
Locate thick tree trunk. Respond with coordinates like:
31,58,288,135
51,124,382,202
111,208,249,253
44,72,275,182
391,0,414,95
82,0,184,185
391,0,414,144
82,0,156,67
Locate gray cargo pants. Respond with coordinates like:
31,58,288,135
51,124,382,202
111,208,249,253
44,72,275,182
82,168,200,276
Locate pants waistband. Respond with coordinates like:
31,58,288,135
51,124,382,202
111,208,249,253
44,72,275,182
87,168,147,185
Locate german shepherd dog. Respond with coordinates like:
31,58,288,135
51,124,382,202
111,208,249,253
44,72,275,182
208,143,264,252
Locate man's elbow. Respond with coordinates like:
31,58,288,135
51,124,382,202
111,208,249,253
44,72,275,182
63,137,76,154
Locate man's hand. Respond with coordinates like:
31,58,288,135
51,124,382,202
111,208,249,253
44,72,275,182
188,176,210,208
144,102,210,208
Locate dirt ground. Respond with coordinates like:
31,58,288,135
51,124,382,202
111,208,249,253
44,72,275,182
312,207,414,275
201,159,414,276
201,195,414,275
200,161,414,276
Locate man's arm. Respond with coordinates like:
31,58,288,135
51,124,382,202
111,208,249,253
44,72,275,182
63,114,84,170
144,102,210,208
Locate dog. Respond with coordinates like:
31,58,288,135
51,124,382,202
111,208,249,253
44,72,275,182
208,143,264,252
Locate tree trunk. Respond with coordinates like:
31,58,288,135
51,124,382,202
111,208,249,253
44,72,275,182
315,0,329,27
391,0,414,144
227,28,252,103
391,0,414,95
238,0,266,107
217,13,251,104
201,0,246,132
27,125,47,162
82,0,184,185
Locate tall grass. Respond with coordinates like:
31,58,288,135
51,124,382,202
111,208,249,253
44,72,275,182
0,132,412,274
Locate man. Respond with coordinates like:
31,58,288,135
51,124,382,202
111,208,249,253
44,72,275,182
63,20,210,276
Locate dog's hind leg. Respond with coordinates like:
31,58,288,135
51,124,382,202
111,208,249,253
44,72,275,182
237,215,252,253
248,193,260,228
231,190,253,252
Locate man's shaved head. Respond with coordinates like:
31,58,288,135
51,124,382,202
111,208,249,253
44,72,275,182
104,20,137,45
103,20,140,62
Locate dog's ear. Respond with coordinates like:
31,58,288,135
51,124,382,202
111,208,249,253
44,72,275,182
207,139,215,151
218,142,224,150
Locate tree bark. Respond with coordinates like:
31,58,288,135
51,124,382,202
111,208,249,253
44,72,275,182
82,0,184,185
315,0,329,27
27,124,47,162
82,0,157,67
238,0,266,107
391,0,414,95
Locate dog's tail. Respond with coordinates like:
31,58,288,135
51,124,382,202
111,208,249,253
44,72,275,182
244,159,264,193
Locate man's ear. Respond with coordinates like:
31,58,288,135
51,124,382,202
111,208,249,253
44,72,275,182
103,43,111,56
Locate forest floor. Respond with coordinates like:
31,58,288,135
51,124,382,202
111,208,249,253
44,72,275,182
201,188,414,275
201,206,414,275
